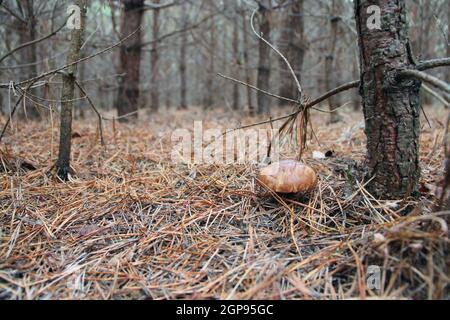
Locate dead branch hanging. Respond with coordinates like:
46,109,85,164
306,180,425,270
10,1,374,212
0,17,69,64
216,6,360,159
0,26,143,89
0,26,143,144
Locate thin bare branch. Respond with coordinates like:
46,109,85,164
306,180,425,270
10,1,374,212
74,80,104,146
217,73,298,104
219,79,359,132
250,6,303,100
0,18,68,64
400,69,450,94
0,26,143,89
0,80,38,143
417,57,450,71
0,2,26,24
422,84,450,108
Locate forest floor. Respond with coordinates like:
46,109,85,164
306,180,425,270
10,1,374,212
0,105,449,299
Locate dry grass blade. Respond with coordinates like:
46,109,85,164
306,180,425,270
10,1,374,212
0,106,448,300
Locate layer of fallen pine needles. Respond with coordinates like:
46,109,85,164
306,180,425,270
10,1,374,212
0,105,449,299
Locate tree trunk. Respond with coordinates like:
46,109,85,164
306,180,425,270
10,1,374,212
204,16,216,109
352,57,361,111
116,0,144,121
354,0,422,199
447,0,450,82
325,1,341,123
257,1,271,115
242,10,254,116
56,0,87,180
232,8,240,111
409,1,422,59
409,1,432,106
150,0,160,112
19,0,40,119
77,56,87,119
179,4,188,110
278,0,305,103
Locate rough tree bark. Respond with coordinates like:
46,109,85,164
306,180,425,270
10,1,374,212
116,0,144,121
278,0,305,103
179,3,188,110
355,0,422,199
56,0,87,180
257,1,272,115
150,0,160,112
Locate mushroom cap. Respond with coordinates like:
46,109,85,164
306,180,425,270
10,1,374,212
258,160,317,193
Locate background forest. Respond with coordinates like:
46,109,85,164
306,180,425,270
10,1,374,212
0,0,447,117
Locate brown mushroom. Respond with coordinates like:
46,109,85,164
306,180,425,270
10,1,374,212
257,160,317,193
